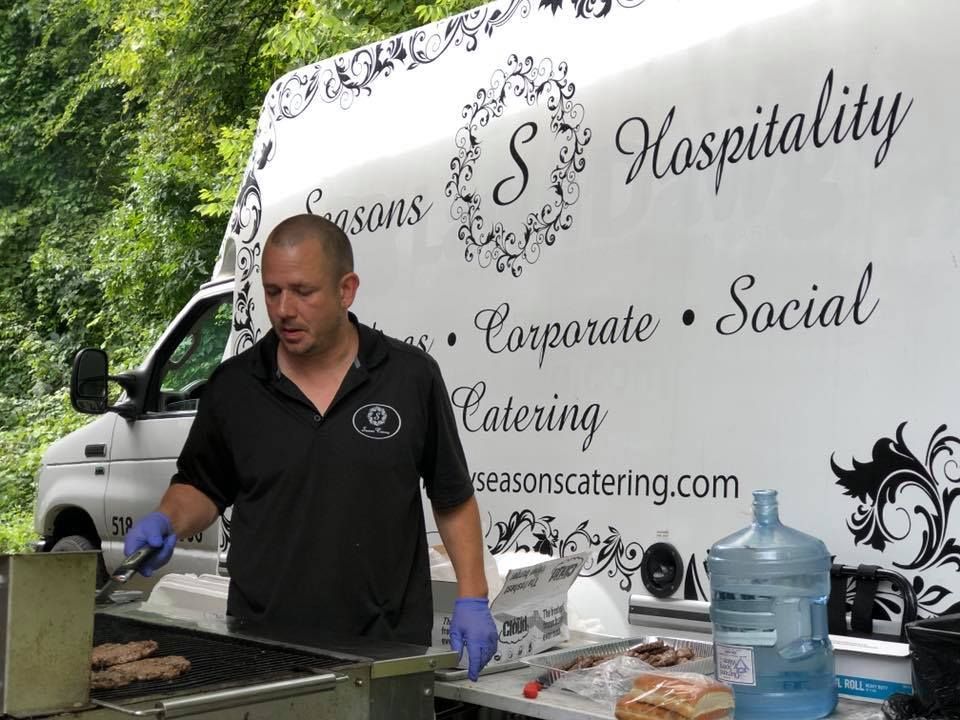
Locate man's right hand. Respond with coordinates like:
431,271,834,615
123,512,177,577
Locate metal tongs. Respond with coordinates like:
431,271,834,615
95,545,158,604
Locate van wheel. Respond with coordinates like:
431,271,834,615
50,534,109,587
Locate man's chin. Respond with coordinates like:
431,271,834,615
278,334,311,355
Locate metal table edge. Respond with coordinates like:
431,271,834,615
370,649,459,679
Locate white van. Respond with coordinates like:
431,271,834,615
37,0,960,635
36,278,233,583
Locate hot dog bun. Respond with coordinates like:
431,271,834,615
614,700,687,720
614,673,733,720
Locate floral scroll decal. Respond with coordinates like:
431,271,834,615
833,422,960,615
228,168,263,354
683,553,708,601
255,0,646,165
539,0,646,18
486,509,643,591
266,0,646,122
219,514,231,554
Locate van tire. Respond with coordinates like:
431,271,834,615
50,534,109,587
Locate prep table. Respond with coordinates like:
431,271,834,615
434,632,889,720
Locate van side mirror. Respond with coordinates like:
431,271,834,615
69,348,142,419
71,349,109,414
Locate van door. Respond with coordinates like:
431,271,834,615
103,291,233,576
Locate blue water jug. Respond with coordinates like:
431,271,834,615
707,489,837,719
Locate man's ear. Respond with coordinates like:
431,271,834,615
340,272,360,308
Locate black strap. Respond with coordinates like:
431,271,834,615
851,564,881,634
828,564,849,635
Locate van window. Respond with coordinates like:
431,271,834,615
155,298,232,413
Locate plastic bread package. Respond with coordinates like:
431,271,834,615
612,670,734,720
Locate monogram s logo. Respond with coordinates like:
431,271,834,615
352,403,401,439
447,54,590,278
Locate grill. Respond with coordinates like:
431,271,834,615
91,614,353,703
2,556,453,719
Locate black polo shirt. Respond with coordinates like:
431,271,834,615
171,314,473,644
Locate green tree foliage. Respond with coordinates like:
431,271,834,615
0,508,36,553
0,0,486,535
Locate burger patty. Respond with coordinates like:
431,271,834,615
113,656,192,681
91,640,159,670
90,668,134,690
91,656,192,690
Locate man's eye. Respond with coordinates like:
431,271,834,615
264,288,279,298
296,288,315,297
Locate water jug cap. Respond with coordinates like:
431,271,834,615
752,489,779,526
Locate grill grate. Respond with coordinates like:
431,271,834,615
91,614,356,703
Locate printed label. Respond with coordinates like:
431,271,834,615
715,644,756,686
836,675,912,701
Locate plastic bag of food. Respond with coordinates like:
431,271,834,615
550,654,655,705
613,670,734,720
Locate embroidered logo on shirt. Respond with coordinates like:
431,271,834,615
352,403,401,439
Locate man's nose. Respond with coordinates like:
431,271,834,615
277,291,296,317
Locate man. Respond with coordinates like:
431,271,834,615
124,213,498,680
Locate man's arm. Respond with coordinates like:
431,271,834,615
433,495,498,680
158,483,220,538
124,366,233,576
422,360,496,678
433,494,488,598
124,484,220,577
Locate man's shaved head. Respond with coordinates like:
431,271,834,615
265,214,354,281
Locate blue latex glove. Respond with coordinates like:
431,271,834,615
123,511,177,577
449,597,499,681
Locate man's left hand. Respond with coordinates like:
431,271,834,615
449,597,498,681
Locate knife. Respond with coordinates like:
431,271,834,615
95,545,159,603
